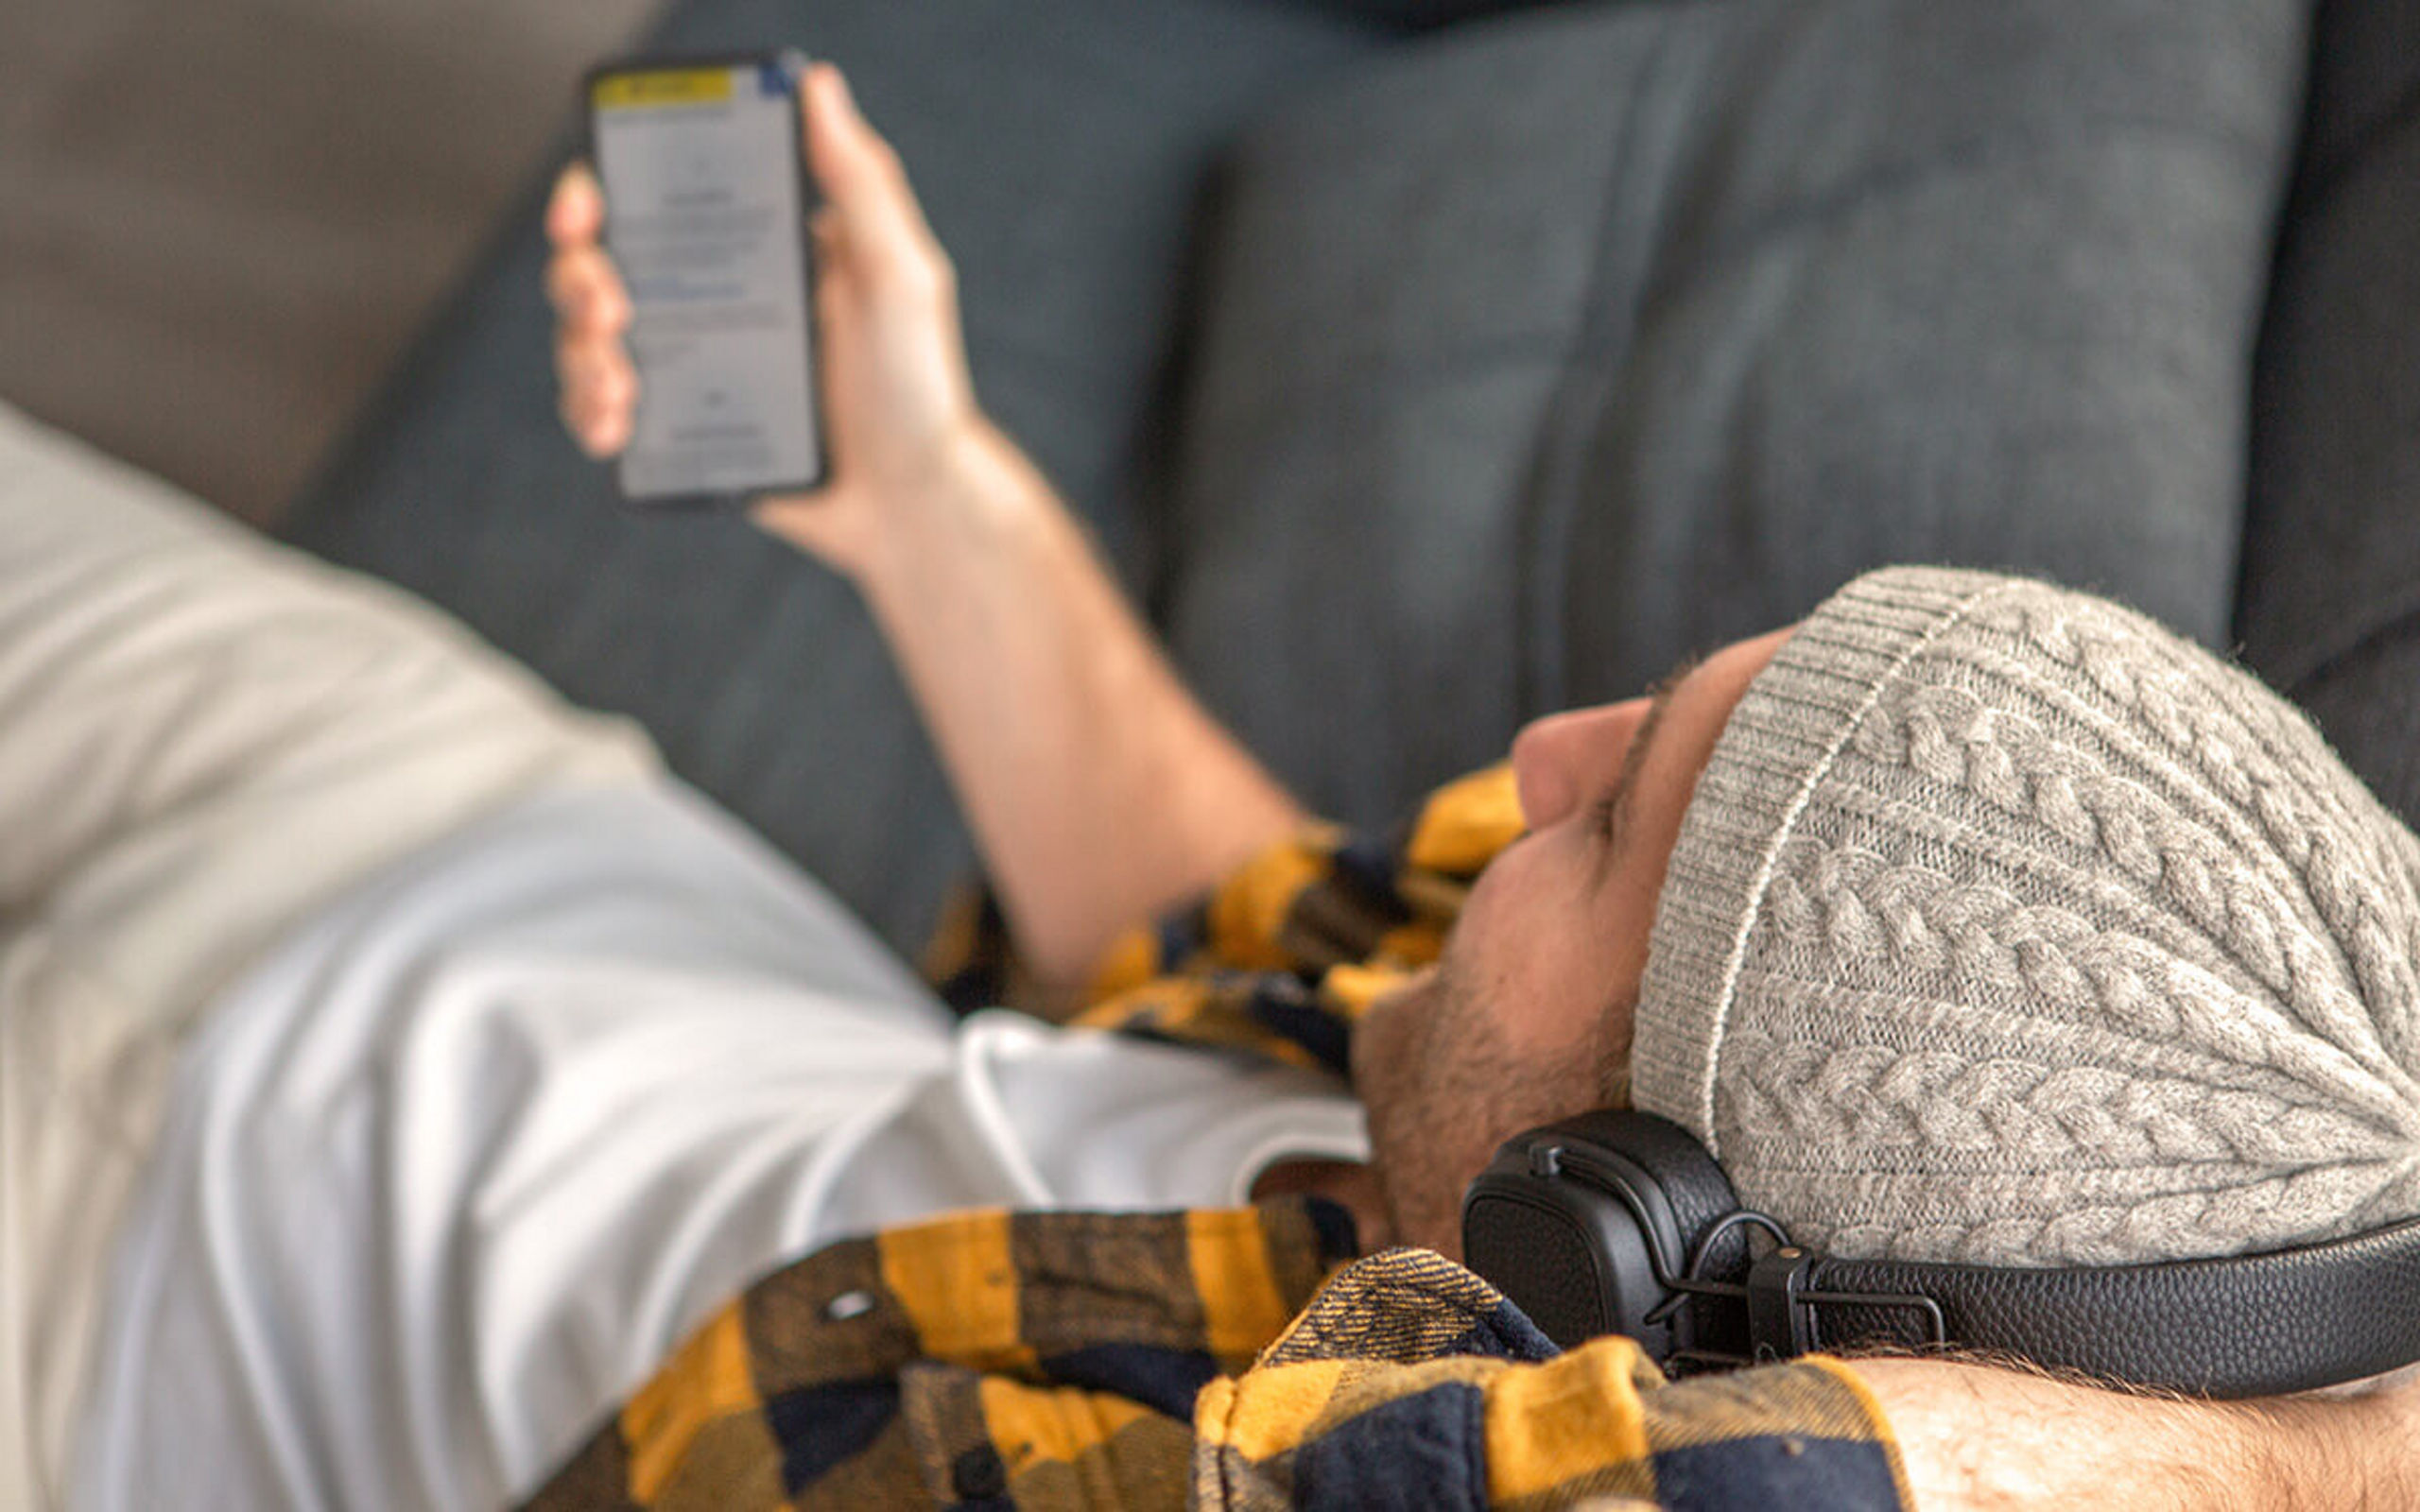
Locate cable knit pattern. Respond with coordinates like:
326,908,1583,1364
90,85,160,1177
1756,840,2412,1117
1632,567,2420,1266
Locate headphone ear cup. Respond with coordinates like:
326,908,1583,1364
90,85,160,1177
1463,1151,1666,1353
1562,1111,1758,1362
1462,1110,1744,1358
1581,1111,1743,1258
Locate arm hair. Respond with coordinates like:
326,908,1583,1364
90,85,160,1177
1843,1350,2418,1510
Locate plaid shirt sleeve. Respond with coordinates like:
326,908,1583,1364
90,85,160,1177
925,764,1529,1075
1196,1250,1910,1512
520,1200,1359,1512
519,1209,1909,1511
519,766,1912,1510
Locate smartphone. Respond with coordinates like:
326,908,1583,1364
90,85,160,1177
584,51,826,506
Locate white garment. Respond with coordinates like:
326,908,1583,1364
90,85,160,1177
73,782,1367,1512
0,398,657,1512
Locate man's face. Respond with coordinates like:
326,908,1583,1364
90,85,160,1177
1352,627,1795,1256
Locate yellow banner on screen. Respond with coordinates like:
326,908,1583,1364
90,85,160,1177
593,68,736,111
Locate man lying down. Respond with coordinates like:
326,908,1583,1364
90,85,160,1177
8,61,2415,1512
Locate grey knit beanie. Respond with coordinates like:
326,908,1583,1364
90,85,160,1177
1633,566,2420,1268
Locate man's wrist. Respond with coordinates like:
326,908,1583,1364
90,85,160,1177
850,417,1054,604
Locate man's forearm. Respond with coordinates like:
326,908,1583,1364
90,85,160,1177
854,420,1305,988
1850,1357,2417,1510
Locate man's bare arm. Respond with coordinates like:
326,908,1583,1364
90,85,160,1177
548,65,1304,989
1851,1357,2419,1510
836,420,1307,988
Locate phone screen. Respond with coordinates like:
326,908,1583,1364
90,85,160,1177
591,58,821,501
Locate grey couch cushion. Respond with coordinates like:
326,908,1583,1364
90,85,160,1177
2238,0,2420,826
1305,0,1571,30
1163,0,2308,829
285,0,1379,954
1159,4,1668,823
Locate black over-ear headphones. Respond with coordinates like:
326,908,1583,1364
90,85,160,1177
1461,1109,2420,1397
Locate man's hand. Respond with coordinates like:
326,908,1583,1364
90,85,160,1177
1852,1356,2420,1509
545,61,981,581
545,59,1304,986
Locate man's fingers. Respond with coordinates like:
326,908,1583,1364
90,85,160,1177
556,330,636,456
802,65,884,210
547,249,629,333
808,208,852,300
557,335,634,408
560,389,615,457
562,381,634,458
801,63,950,289
809,206,843,261
546,246,630,335
546,163,604,248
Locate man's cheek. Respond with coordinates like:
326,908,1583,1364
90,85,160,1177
1447,843,1602,1060
1349,975,1429,1102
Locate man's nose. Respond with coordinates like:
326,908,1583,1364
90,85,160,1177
1511,698,1649,830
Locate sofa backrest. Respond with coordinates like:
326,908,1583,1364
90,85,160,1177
2237,0,2420,826
1297,0,1570,30
1160,0,2314,830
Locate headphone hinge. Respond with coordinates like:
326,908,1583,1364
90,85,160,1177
1745,1246,1820,1361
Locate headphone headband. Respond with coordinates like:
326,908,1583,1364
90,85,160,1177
1461,1111,2420,1396
1806,1222,2420,1395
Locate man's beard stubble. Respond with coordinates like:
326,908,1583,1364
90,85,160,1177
1355,958,1638,1260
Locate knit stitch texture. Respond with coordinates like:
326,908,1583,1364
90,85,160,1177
1632,567,2420,1266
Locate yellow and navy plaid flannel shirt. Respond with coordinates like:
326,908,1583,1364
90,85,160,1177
521,768,1911,1511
